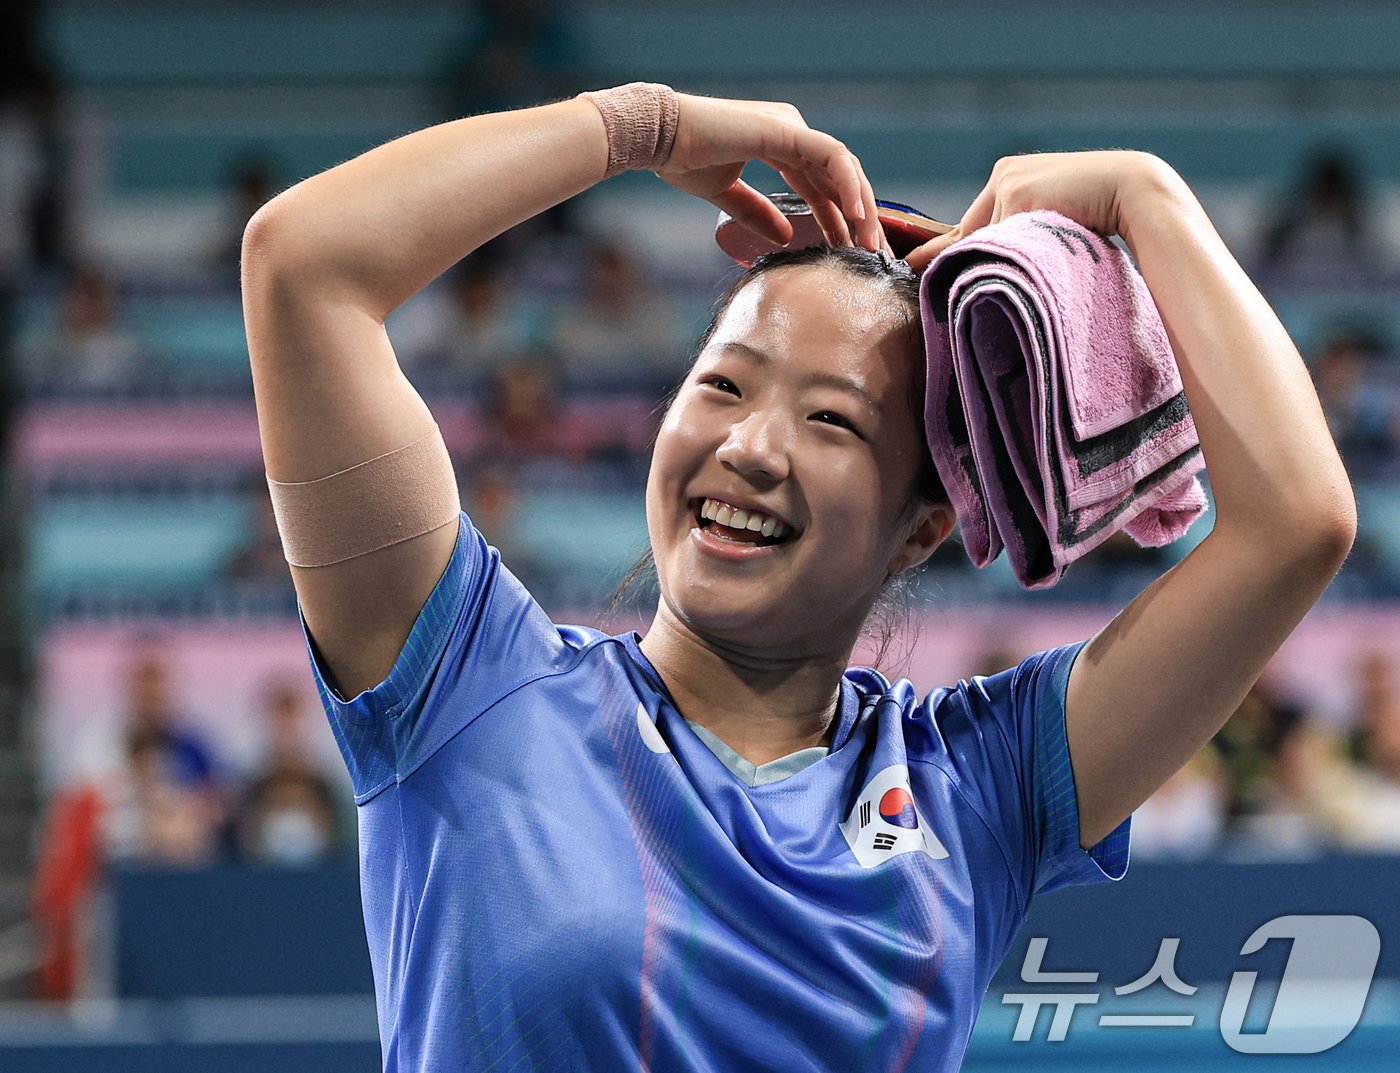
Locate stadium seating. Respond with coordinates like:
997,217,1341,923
6,10,1399,1063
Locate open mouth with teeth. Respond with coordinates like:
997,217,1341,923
689,497,798,548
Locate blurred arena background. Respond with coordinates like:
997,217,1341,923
2,1,1400,1069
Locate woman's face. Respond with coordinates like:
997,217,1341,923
645,263,953,656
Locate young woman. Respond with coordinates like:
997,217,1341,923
241,84,1356,1071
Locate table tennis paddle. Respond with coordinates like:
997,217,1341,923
715,192,954,265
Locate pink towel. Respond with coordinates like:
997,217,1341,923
919,209,1209,589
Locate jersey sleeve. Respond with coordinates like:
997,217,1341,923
297,511,573,804
931,639,1131,913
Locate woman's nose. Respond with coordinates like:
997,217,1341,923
715,412,791,481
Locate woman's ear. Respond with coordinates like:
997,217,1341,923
887,501,957,576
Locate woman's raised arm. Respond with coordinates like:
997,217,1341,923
909,151,1356,848
240,89,879,700
240,99,613,701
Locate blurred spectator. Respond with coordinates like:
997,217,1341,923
225,487,291,588
98,649,227,864
30,784,103,999
252,679,324,773
1130,749,1228,859
1259,149,1386,282
1222,720,1332,859
548,237,686,390
236,679,344,864
479,355,579,463
436,0,582,118
18,70,74,277
0,3,46,122
1211,672,1318,855
1311,331,1398,469
434,0,584,243
212,151,280,278
120,650,221,791
19,264,142,391
0,5,80,280
388,241,541,385
463,462,546,582
1287,721,1400,853
103,729,223,865
467,356,652,471
1214,666,1400,856
1346,648,1400,779
33,640,233,995
238,768,342,865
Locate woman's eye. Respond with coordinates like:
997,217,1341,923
813,411,858,433
696,380,859,435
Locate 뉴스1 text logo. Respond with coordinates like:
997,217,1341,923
1003,914,1381,1054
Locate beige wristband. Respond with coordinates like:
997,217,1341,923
266,426,461,568
579,82,681,178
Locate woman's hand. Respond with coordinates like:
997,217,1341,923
656,93,887,254
903,149,1172,271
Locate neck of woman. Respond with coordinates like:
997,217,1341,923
637,612,847,766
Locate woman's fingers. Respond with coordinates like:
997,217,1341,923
899,151,1147,271
664,95,885,253
849,154,885,253
816,156,887,254
902,235,948,273
709,180,795,248
902,172,1003,271
780,167,852,247
787,126,866,224
762,122,875,249
962,174,1000,231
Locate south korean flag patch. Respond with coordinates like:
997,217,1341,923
840,763,949,868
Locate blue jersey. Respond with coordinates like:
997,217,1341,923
300,512,1131,1072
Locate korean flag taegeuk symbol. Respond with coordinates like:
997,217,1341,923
839,763,949,868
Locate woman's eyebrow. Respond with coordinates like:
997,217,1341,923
717,341,882,412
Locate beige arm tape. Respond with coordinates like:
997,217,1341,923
266,425,461,568
578,83,680,178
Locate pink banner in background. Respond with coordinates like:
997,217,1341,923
14,397,662,479
35,603,1399,794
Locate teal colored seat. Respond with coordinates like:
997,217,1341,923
16,293,253,383
128,298,251,375
101,111,1400,193
575,3,1400,80
111,121,415,195
46,3,1400,88
42,2,1400,191
1268,292,1400,361
30,498,252,596
512,490,649,583
44,8,468,84
1356,483,1400,573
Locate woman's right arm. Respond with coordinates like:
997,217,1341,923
241,90,879,701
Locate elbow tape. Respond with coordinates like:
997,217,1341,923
266,425,461,568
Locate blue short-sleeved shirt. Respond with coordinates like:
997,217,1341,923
301,512,1131,1072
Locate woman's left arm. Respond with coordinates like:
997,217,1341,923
911,151,1358,848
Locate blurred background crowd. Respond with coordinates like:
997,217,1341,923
2,1,1400,1058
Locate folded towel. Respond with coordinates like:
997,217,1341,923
919,209,1208,589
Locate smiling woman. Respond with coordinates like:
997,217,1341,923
240,79,1351,1073
606,243,950,671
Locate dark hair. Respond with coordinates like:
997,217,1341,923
602,245,950,675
